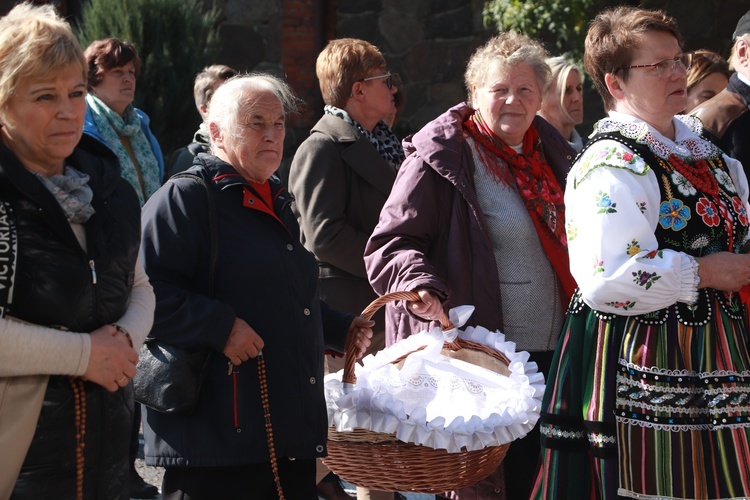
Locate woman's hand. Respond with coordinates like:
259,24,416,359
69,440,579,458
348,316,375,359
223,317,265,366
84,325,139,392
408,289,444,322
696,252,750,292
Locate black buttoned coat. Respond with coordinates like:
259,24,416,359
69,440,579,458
140,155,353,467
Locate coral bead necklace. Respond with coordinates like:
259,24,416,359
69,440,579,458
667,155,718,197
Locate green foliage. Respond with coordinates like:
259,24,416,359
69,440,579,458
483,0,597,60
75,0,222,156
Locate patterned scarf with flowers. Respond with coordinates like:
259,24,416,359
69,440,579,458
464,111,576,302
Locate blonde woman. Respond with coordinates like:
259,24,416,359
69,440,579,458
539,56,585,152
0,3,154,498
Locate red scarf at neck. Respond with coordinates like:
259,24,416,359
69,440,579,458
465,112,576,303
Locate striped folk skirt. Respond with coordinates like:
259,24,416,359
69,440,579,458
530,290,750,499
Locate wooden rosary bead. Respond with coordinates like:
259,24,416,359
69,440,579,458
69,377,86,500
258,354,284,499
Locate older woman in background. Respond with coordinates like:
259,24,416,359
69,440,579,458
0,3,154,499
84,36,164,497
531,7,750,499
84,38,163,205
539,56,585,152
288,37,402,500
683,48,731,113
365,32,576,500
140,74,373,499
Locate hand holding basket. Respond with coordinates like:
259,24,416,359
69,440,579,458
324,291,543,493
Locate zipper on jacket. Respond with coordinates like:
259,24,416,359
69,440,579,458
88,259,97,284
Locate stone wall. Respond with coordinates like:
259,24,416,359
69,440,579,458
7,0,750,150
207,0,493,155
208,0,750,152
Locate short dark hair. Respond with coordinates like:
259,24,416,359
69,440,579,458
193,64,238,112
584,6,682,111
84,38,141,90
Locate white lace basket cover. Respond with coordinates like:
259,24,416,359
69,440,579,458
325,306,545,453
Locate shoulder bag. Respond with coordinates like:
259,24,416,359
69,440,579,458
133,169,218,415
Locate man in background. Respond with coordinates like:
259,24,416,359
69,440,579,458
164,64,237,179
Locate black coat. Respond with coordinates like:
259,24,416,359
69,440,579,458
2,135,142,500
140,154,353,467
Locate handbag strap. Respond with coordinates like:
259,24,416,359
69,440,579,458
172,169,218,298
0,199,19,318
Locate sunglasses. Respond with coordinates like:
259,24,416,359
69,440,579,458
359,72,399,90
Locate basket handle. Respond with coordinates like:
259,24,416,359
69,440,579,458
343,291,453,384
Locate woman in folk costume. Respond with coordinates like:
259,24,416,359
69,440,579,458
532,6,750,499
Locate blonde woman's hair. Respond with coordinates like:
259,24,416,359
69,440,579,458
545,56,584,124
688,49,730,90
465,32,551,106
0,2,86,109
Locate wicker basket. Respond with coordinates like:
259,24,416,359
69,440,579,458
323,291,516,494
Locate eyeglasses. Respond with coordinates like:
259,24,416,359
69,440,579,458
359,72,399,90
621,52,693,78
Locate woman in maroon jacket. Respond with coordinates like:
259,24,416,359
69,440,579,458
364,32,576,500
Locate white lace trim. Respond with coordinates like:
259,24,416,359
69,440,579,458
593,115,723,162
617,488,748,500
325,314,544,453
617,374,700,395
618,359,750,380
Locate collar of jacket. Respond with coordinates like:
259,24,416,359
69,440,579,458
311,113,397,195
727,72,750,107
0,134,124,249
403,102,575,189
0,134,121,200
192,153,292,225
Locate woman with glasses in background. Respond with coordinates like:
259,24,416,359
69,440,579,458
531,6,750,499
287,38,403,500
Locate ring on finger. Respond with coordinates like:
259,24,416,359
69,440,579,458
118,376,128,385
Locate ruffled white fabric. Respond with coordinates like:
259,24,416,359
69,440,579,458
325,307,545,453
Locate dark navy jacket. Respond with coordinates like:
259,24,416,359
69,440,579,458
140,154,353,467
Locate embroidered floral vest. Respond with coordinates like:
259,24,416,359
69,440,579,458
571,130,749,325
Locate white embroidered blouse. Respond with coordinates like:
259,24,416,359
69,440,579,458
566,111,750,315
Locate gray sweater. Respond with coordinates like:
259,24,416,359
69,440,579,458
470,139,563,352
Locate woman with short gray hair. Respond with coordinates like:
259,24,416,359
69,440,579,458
140,73,373,499
365,31,576,499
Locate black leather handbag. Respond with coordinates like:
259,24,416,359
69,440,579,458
133,340,211,414
133,169,217,415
